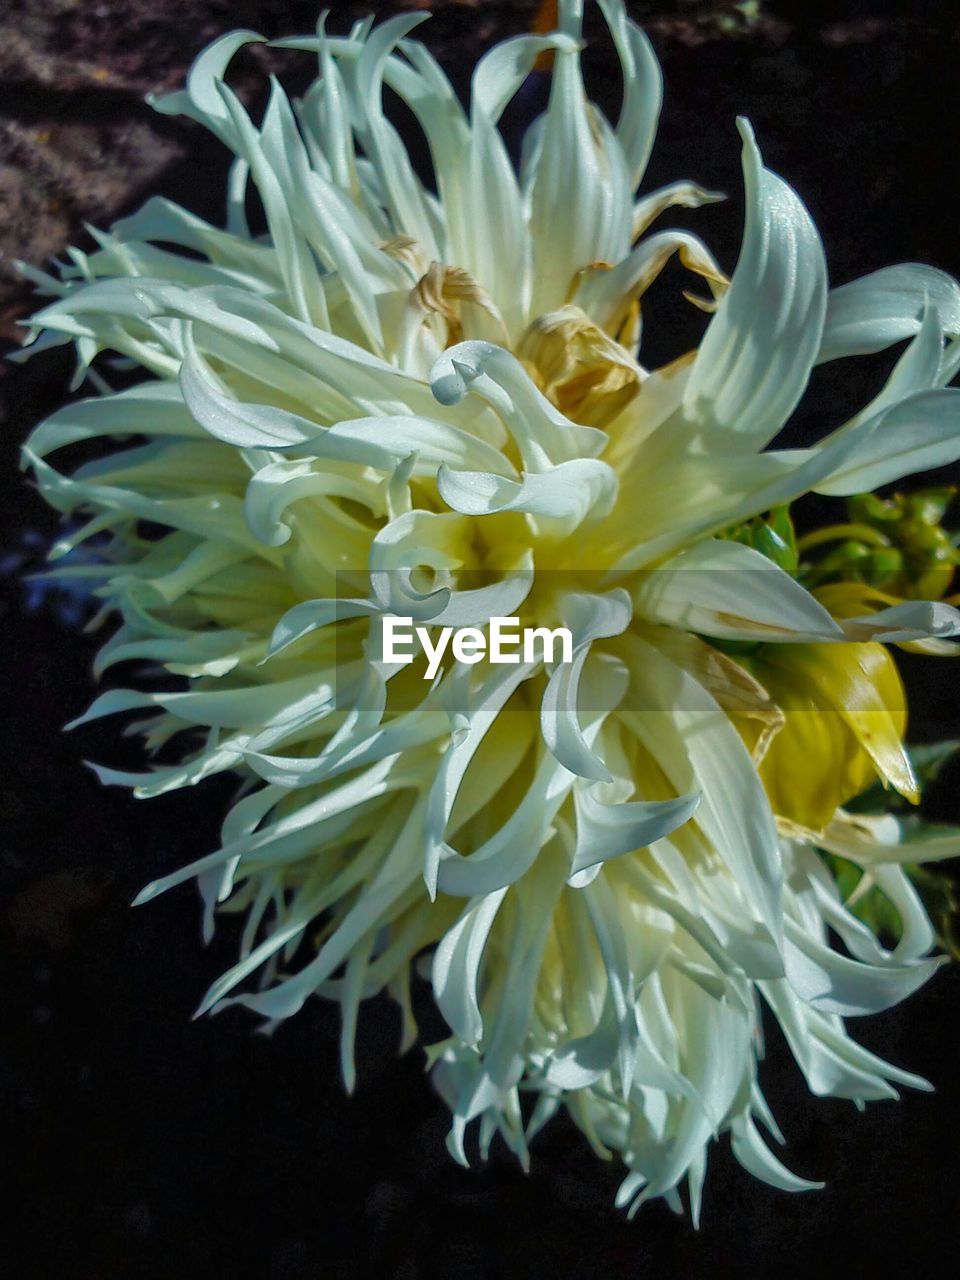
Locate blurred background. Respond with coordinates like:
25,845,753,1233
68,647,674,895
2,2,959,1276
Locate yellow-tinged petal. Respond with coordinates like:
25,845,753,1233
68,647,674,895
812,580,902,617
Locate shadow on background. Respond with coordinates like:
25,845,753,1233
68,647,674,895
2,2,960,1277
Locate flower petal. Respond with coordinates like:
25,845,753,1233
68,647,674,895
681,120,827,451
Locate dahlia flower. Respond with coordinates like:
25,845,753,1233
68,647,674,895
18,0,960,1219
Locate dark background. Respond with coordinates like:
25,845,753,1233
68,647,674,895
2,2,960,1276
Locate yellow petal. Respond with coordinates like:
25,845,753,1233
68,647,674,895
517,304,641,428
751,641,918,831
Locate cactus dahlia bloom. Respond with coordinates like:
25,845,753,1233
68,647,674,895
19,0,960,1218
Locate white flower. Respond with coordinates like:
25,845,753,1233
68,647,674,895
19,0,960,1219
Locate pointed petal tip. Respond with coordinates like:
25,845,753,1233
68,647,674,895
735,115,756,147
